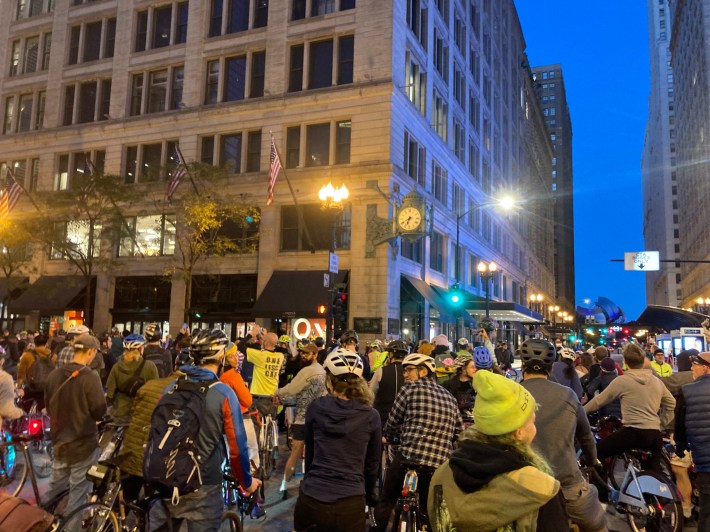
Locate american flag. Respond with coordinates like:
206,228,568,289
0,166,24,218
167,145,187,203
267,134,282,206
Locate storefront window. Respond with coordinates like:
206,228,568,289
118,214,176,257
51,219,102,259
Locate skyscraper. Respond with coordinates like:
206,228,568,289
642,0,680,307
531,64,575,311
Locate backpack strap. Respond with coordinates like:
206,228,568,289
47,367,87,408
134,358,146,377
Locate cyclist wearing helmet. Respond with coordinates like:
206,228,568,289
142,323,172,378
293,349,381,532
370,339,408,428
340,330,372,380
150,329,260,530
441,352,476,427
375,352,462,530
367,340,388,373
520,338,607,532
276,334,292,355
56,324,90,367
551,347,584,400
276,343,326,499
105,333,159,424
455,337,471,357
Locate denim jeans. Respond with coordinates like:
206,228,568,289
149,484,224,532
698,471,710,532
44,447,100,516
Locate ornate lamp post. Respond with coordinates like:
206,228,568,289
477,261,498,318
319,182,349,347
548,304,560,339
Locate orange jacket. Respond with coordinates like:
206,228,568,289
220,368,252,414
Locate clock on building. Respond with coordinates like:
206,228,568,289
396,192,427,240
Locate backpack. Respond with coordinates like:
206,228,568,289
143,345,169,378
27,351,55,393
143,377,219,504
117,359,146,397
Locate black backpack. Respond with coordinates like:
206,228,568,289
117,359,146,397
143,345,169,378
143,377,219,503
27,351,55,393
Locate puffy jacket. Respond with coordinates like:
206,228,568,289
17,346,56,388
121,372,180,477
676,374,710,472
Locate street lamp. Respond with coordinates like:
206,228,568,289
319,182,349,347
548,304,560,339
528,293,543,313
477,261,498,318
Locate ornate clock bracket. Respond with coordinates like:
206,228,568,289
366,204,397,258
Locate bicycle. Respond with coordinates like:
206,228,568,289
504,366,522,382
0,423,68,520
257,411,278,480
21,399,53,479
392,466,425,532
223,469,265,530
584,454,683,531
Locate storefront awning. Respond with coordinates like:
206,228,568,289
402,275,457,324
465,301,544,324
252,270,349,319
12,276,94,314
0,277,29,305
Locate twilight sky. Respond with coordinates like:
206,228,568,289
515,1,650,321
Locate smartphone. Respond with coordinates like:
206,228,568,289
183,322,188,330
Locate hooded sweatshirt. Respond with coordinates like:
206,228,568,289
301,395,381,505
428,439,565,532
44,363,107,464
584,368,676,430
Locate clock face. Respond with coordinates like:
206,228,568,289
398,206,422,231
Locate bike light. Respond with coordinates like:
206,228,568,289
28,420,42,437
402,504,410,512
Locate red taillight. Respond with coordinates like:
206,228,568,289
29,420,42,436
402,504,410,512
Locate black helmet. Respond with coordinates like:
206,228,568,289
174,347,194,369
520,339,556,372
339,330,359,346
144,323,162,342
190,329,228,364
386,339,409,356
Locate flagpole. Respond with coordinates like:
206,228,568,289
2,166,41,214
175,144,200,196
270,133,316,254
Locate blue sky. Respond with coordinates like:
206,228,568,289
515,1,650,321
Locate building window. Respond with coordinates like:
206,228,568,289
453,12,465,52
3,90,49,134
136,2,188,51
405,51,426,115
335,120,351,164
62,79,111,126
288,45,304,92
209,0,268,37
51,220,103,260
280,204,351,251
9,33,52,76
309,40,333,89
403,130,426,186
453,120,465,163
118,214,176,257
431,160,447,205
400,238,422,263
306,123,330,166
433,28,448,82
130,66,183,115
68,18,115,65
204,52,265,104
246,130,262,172
453,64,465,110
406,0,427,49
16,0,53,20
4,158,39,191
312,0,335,16
432,90,448,140
430,231,444,273
292,0,306,20
286,126,300,168
124,141,178,184
54,150,106,191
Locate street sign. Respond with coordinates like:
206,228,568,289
329,252,339,274
323,273,330,287
624,251,660,271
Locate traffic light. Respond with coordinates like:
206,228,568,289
568,334,577,342
332,289,348,334
317,304,327,315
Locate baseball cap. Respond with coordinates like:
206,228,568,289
73,333,100,351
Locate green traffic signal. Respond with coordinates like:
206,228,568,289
451,294,460,304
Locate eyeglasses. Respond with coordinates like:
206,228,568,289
403,366,418,373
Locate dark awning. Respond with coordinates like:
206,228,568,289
401,275,456,324
11,276,94,314
429,286,477,327
0,277,29,304
252,270,349,319
465,301,544,324
629,305,709,330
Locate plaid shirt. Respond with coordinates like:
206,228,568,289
383,377,463,468
56,345,75,367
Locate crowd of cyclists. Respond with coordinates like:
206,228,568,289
0,322,707,531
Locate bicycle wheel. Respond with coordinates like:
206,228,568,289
0,442,28,497
57,502,119,532
221,510,243,532
625,471,683,532
608,454,628,491
261,421,275,480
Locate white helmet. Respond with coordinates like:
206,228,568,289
324,348,364,377
559,347,576,361
402,353,436,373
457,337,469,347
